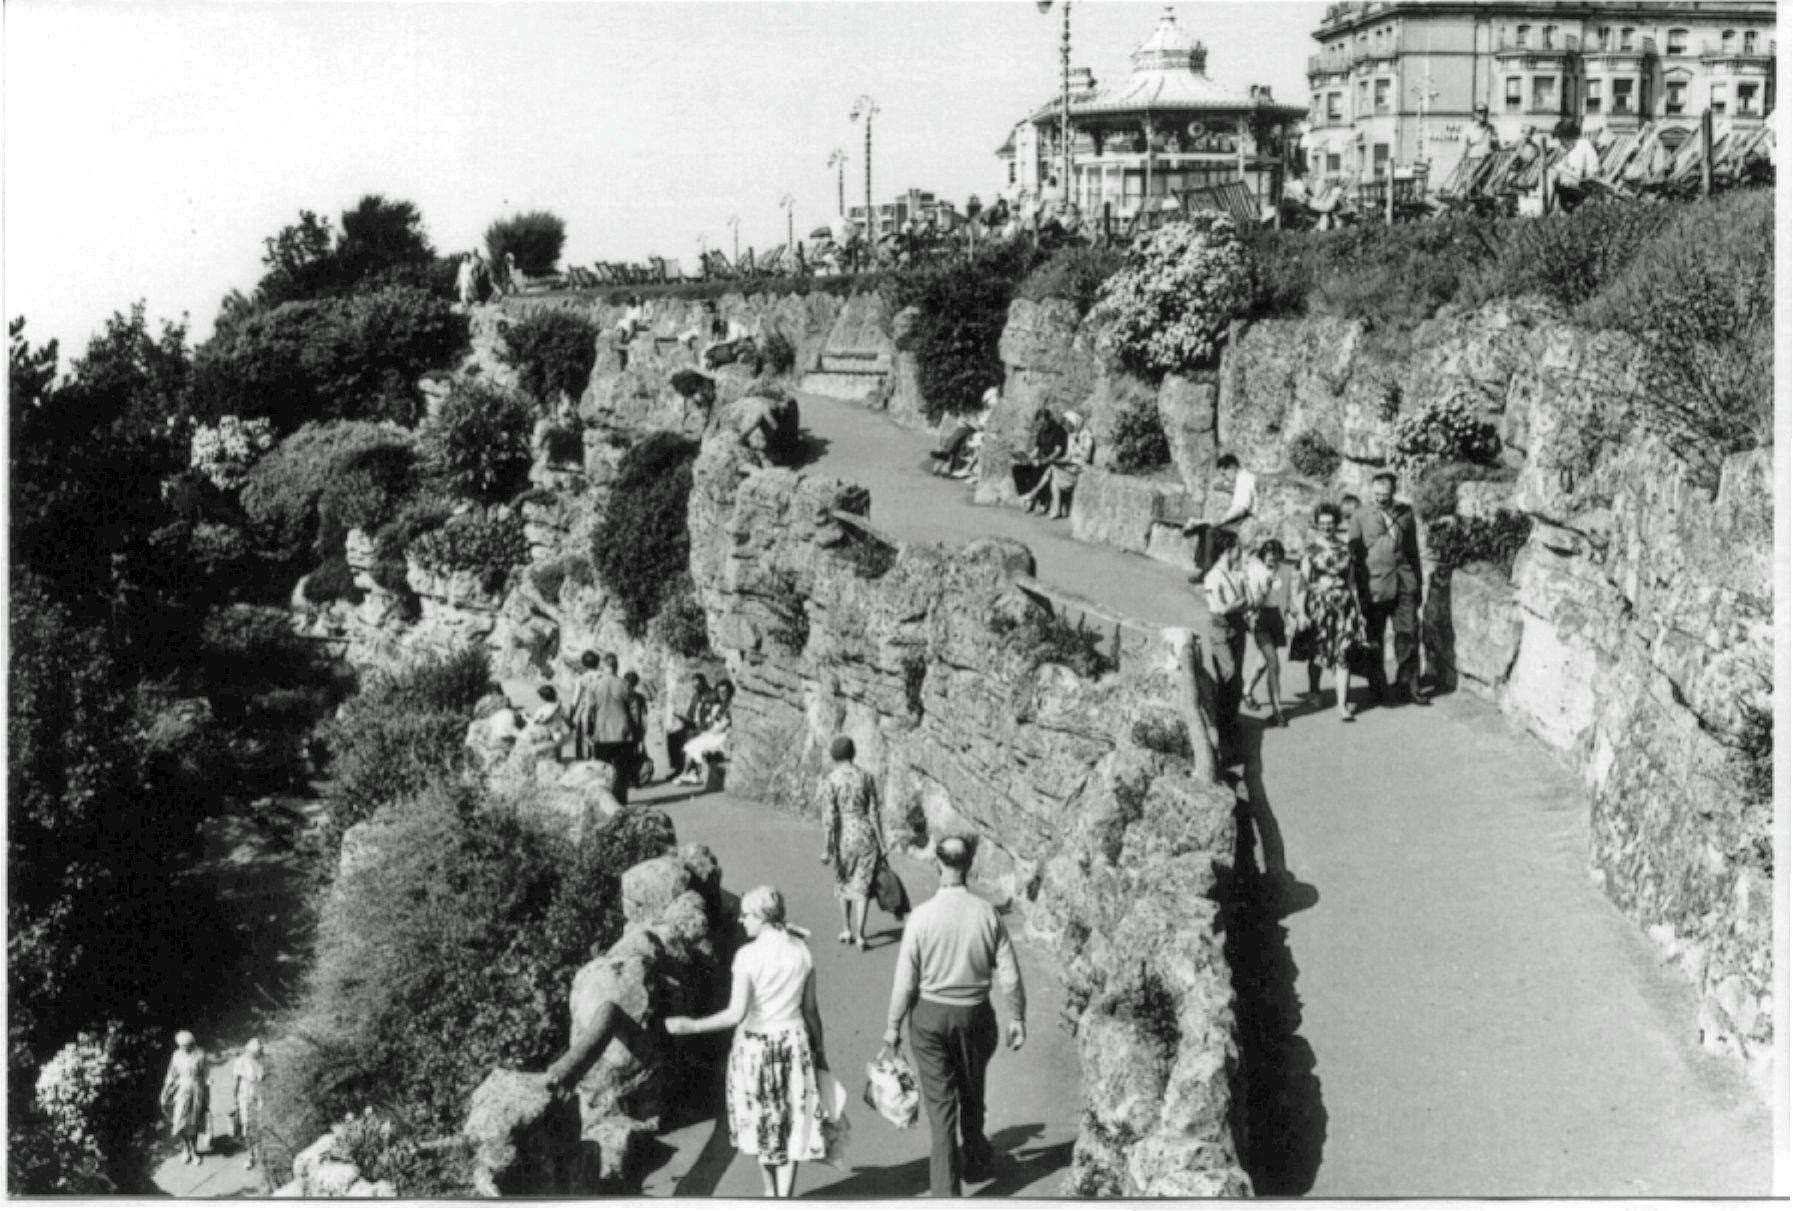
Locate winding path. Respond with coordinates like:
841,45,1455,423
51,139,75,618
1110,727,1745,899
758,388,1772,1197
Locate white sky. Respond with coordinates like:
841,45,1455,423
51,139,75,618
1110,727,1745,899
4,0,1323,355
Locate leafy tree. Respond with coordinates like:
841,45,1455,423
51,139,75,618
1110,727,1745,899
333,194,437,292
257,210,339,306
496,310,600,407
485,211,567,276
417,380,534,504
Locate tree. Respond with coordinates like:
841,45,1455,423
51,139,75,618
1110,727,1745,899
484,211,567,277
257,210,339,305
334,194,438,292
417,380,534,504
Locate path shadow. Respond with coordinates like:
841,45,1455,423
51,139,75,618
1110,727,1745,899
791,430,832,469
1221,719,1327,1196
803,1122,1069,1200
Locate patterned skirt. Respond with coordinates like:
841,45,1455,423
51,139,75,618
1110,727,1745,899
726,1025,827,1166
832,816,879,899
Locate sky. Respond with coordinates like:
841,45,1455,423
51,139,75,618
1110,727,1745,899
4,0,1325,356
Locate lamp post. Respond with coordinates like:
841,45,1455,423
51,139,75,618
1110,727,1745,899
1036,0,1073,209
779,193,796,249
850,96,879,253
827,148,847,216
728,214,741,264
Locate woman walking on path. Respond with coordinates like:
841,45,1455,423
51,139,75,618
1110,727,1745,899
1244,538,1294,728
818,736,885,950
159,1031,210,1166
665,885,831,1198
1295,502,1366,722
233,1039,266,1171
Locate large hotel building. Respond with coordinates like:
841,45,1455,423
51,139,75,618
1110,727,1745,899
1305,1,1777,187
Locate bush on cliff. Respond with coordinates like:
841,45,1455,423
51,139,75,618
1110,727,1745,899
1246,217,1492,333
296,786,671,1136
1287,428,1341,480
409,510,531,596
1109,398,1172,476
887,239,1041,422
241,421,413,564
1096,214,1252,379
485,211,567,277
1017,245,1125,316
591,432,701,634
1426,510,1533,578
418,380,534,505
1466,204,1674,311
497,310,600,407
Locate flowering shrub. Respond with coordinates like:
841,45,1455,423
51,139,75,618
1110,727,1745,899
1288,429,1341,480
1426,510,1533,577
1390,397,1500,476
409,510,529,594
33,1031,119,1170
189,415,276,491
1095,214,1252,379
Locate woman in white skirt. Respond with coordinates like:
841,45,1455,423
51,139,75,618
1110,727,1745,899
665,885,830,1197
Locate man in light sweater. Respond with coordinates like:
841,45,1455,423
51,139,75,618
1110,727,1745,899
882,836,1026,1196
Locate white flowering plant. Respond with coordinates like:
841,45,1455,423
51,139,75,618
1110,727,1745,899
33,1029,124,1178
190,415,276,491
1093,213,1252,379
1390,397,1500,476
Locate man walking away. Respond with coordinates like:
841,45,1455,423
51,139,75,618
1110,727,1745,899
883,836,1026,1196
1347,471,1429,706
586,653,636,802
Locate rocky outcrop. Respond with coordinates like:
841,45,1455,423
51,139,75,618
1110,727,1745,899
685,437,1249,1195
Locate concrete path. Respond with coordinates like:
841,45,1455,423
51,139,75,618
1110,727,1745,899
630,783,1082,1199
772,387,1774,1196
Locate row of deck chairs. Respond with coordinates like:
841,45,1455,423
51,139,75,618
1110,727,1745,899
560,244,814,291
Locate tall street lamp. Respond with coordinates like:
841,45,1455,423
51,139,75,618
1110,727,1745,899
727,214,741,264
827,148,847,216
779,193,796,249
850,95,879,250
1036,0,1073,207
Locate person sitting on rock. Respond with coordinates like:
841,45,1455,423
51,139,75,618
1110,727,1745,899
523,684,572,763
614,294,646,371
671,369,719,435
1014,410,1067,514
700,302,755,370
734,394,802,468
679,679,734,786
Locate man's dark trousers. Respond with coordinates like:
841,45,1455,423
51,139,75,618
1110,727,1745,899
1362,591,1421,698
593,742,632,803
910,998,998,1196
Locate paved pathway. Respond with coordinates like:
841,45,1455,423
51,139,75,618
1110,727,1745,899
773,388,1774,1196
631,784,1082,1199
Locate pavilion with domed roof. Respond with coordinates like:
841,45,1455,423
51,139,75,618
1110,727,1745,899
998,6,1306,222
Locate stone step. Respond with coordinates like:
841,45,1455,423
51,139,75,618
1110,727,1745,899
816,350,892,375
799,369,889,401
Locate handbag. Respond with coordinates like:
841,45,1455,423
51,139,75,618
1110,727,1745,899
872,855,910,919
863,1053,920,1129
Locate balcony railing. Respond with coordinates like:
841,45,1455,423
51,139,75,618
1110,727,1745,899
1495,31,1581,54
1584,35,1656,57
1701,37,1775,61
1307,52,1351,75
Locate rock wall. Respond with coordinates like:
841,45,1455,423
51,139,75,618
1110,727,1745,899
684,437,1251,1196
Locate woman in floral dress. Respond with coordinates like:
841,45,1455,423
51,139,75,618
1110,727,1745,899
818,736,885,951
665,885,830,1198
159,1030,210,1165
1295,501,1367,722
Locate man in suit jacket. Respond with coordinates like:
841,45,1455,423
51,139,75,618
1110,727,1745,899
574,652,637,802
1347,472,1430,706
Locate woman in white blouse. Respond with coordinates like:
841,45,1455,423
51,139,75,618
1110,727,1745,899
665,885,830,1197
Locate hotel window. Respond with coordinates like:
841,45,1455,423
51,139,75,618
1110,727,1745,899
1373,143,1390,176
1514,24,1530,48
1666,29,1687,56
1710,83,1728,116
1532,75,1558,112
1619,27,1634,50
1664,79,1686,114
1357,79,1369,113
1585,79,1602,113
1326,151,1342,173
1505,76,1523,112
1737,82,1758,114
1596,26,1611,50
1312,94,1323,121
1720,30,1736,53
1374,78,1391,113
1742,31,1756,54
1327,92,1342,121
1541,25,1556,49
1612,78,1634,114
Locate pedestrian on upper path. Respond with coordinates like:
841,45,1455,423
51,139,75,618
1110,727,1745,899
818,736,886,951
665,885,831,1198
882,836,1026,1197
1294,500,1367,722
159,1030,211,1166
1182,451,1256,577
1347,472,1429,707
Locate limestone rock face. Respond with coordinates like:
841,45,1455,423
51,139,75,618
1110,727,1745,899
462,1069,580,1196
1068,468,1188,558
1156,371,1219,496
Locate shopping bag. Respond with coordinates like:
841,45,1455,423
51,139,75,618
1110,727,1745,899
863,1053,920,1130
816,1071,853,1168
872,857,910,920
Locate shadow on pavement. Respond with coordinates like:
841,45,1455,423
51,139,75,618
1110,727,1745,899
1222,717,1327,1196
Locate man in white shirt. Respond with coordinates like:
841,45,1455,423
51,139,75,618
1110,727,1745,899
1550,118,1603,213
1461,104,1500,177
1182,452,1256,576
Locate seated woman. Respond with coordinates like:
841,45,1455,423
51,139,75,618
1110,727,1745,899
678,679,735,786
930,388,996,479
521,684,572,764
1014,410,1067,514
613,294,646,370
699,301,754,370
1046,410,1094,520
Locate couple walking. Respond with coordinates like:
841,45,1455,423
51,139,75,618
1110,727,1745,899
569,651,643,799
667,749,1026,1198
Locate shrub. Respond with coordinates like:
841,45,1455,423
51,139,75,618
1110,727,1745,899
889,240,1041,422
1245,218,1497,329
651,574,713,658
541,424,585,466
497,311,600,407
304,550,361,604
26,1028,134,1193
1095,214,1252,379
766,572,811,653
299,786,668,1136
1467,203,1675,311
241,421,412,563
1017,245,1126,316
591,432,701,634
1410,459,1505,522
318,647,492,868
193,286,468,433
189,415,276,491
1287,429,1341,480
993,608,1117,680
1131,715,1194,761
1579,190,1773,466
1426,510,1533,577
418,381,534,504
369,495,454,597
1390,396,1501,477
528,553,595,605
410,511,530,595
485,211,567,276
318,441,417,537
838,530,899,580
758,329,797,376
1109,398,1171,475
